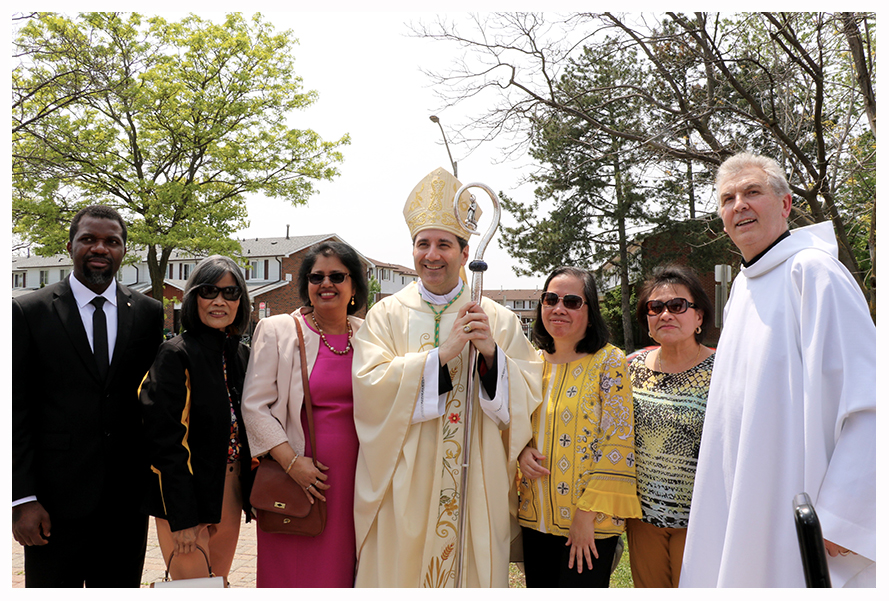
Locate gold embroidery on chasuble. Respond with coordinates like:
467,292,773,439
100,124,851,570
416,320,470,587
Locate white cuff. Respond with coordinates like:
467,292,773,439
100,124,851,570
412,349,447,424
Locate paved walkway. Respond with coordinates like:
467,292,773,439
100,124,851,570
11,519,258,588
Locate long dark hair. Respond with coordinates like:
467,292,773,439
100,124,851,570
635,264,713,344
180,255,251,335
532,266,610,355
297,241,368,315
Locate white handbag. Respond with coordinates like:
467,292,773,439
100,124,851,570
150,545,226,588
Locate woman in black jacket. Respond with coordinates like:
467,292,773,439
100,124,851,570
140,255,254,583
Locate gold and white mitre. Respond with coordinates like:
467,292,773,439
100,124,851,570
403,167,481,239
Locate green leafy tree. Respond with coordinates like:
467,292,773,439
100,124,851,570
13,12,349,300
367,275,381,309
501,40,678,352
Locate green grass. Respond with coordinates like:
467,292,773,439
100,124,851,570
509,533,634,588
610,533,634,587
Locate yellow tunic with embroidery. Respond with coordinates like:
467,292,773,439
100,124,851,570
352,281,542,587
518,345,642,538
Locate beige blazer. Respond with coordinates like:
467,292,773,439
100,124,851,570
241,307,364,458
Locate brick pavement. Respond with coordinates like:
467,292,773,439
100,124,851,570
11,518,258,588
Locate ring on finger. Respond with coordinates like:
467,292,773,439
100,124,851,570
463,324,472,333
306,483,314,490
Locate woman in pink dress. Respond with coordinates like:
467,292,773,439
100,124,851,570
241,241,366,587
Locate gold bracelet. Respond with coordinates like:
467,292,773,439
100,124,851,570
284,454,299,474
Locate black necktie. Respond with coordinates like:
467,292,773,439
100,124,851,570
91,296,109,381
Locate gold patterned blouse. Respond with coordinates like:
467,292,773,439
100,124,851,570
518,344,642,539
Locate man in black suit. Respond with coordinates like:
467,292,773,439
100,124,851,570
12,205,164,587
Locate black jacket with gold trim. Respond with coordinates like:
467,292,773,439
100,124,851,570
139,323,253,531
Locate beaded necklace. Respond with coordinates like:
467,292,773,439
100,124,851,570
421,281,465,347
310,312,353,355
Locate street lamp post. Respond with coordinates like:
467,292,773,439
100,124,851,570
429,115,458,178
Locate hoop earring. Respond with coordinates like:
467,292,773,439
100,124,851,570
695,326,701,334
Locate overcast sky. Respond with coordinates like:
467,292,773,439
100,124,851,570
232,10,546,291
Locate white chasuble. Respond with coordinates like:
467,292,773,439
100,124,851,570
352,282,542,587
680,223,876,588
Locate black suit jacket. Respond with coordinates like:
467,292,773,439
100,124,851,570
12,277,164,520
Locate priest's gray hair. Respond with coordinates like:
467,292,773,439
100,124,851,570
716,152,791,198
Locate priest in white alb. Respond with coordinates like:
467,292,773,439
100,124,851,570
679,153,876,587
351,167,543,587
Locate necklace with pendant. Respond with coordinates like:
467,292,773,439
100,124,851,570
310,312,353,355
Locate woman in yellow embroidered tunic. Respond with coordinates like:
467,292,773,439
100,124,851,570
518,266,642,587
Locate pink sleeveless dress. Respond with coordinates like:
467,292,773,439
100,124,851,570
255,329,359,587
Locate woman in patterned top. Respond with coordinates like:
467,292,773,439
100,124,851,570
517,266,642,587
626,264,715,587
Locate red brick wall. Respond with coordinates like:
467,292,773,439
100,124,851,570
251,251,306,326
634,229,741,348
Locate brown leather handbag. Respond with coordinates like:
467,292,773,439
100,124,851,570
250,314,326,536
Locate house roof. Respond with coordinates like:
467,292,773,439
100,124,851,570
236,234,339,258
11,253,71,269
11,233,344,269
482,289,541,302
366,257,418,277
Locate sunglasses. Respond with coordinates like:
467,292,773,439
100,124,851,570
645,298,697,316
540,292,586,311
196,284,241,301
307,272,350,285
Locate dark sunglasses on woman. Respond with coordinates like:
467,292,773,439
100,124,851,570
196,284,241,301
307,272,350,285
540,292,586,311
645,298,697,316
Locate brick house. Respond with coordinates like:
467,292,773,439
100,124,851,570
597,217,742,348
481,288,542,338
12,233,379,338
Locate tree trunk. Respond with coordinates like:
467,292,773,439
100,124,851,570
146,245,173,303
840,13,876,137
613,160,635,354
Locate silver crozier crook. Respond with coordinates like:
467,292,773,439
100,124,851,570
452,182,501,588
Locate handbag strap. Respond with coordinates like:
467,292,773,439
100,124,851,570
163,544,214,580
293,313,319,467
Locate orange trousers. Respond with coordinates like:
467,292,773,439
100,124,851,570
626,518,687,588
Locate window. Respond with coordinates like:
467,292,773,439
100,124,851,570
182,263,193,280
59,268,71,281
13,273,25,288
39,270,50,286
